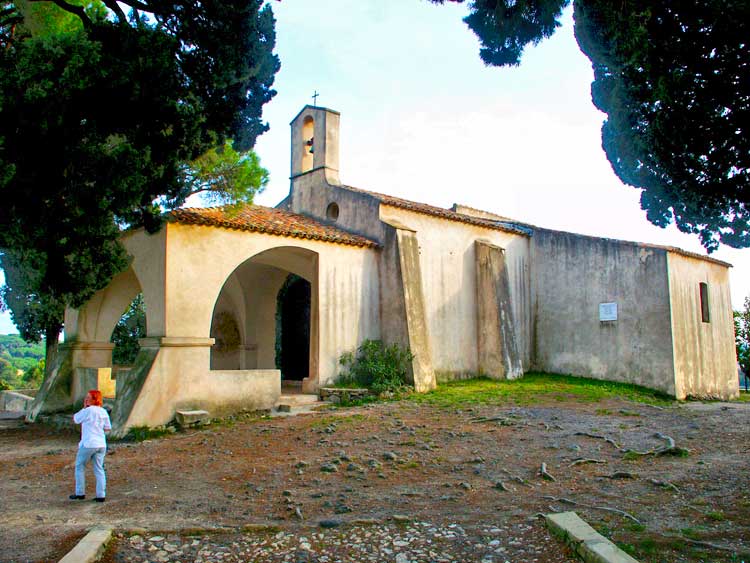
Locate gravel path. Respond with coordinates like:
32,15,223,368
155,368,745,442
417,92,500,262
109,520,573,563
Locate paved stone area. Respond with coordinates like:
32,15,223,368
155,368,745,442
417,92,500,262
108,520,573,563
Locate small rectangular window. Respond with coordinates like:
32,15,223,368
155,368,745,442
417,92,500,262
699,282,710,323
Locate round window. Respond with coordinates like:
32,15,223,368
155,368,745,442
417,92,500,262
326,202,340,222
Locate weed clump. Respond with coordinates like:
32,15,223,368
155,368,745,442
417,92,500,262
338,340,413,395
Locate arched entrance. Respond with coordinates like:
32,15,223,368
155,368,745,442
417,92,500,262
210,246,319,391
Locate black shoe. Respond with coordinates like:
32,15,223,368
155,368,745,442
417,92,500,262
94,497,105,502
69,494,85,500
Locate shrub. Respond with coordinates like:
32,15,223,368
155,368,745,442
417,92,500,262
338,340,413,395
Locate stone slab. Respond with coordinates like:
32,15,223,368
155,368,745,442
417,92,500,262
0,391,34,413
175,410,210,426
545,512,640,563
59,526,113,563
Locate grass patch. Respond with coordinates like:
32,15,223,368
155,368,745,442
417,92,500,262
309,414,366,428
706,510,726,521
735,391,750,402
680,527,704,540
123,425,173,442
406,373,674,408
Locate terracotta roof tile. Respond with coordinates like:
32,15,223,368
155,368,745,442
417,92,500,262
170,205,379,248
339,185,532,236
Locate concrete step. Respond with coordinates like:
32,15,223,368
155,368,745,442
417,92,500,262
276,394,321,408
273,394,327,416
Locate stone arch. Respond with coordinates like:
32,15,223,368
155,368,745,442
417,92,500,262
65,266,153,345
209,246,319,390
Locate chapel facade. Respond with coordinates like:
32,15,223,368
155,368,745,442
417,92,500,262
28,105,738,435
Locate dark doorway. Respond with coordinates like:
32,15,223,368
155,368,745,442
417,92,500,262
276,275,311,381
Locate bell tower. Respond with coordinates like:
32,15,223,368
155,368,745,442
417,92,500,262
290,105,340,185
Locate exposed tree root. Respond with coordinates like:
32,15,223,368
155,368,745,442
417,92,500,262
576,431,689,458
649,478,679,492
539,462,556,482
606,471,637,479
621,433,689,457
499,467,533,487
663,535,738,552
574,432,621,449
569,458,607,468
470,416,516,426
543,495,641,524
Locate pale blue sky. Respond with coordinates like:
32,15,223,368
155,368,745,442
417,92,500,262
1,0,748,335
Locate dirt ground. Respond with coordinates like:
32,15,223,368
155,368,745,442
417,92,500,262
1,395,749,563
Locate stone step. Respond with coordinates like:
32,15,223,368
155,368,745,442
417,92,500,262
175,409,211,427
275,394,321,408
273,394,327,416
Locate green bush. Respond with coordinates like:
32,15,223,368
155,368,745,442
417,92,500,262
338,340,413,394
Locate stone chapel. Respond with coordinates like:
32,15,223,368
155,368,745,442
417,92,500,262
28,105,739,435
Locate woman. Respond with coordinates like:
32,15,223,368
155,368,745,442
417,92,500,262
70,389,111,502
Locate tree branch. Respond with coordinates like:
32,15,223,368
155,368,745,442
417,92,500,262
101,0,127,24
116,0,162,15
27,0,93,27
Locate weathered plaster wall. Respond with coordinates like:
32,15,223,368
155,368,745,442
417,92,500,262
667,253,737,399
290,172,385,244
316,244,381,386
531,229,676,394
378,206,531,379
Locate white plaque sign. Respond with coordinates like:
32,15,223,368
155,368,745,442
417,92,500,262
599,302,618,321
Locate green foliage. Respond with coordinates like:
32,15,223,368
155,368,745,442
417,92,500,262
338,340,414,395
0,334,45,388
124,425,172,442
430,0,750,251
407,373,674,407
185,140,269,208
0,356,16,388
21,358,44,388
111,294,146,365
0,0,279,364
735,296,750,381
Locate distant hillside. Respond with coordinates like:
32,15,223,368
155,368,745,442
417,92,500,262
0,335,44,390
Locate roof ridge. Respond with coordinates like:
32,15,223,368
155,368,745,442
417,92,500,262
339,185,531,237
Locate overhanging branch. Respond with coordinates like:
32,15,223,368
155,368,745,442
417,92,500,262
27,0,93,27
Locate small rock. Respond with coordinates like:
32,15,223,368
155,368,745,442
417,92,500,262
319,519,342,529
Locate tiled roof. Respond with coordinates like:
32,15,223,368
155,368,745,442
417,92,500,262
339,185,532,236
170,205,379,248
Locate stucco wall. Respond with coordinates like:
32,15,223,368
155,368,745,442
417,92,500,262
531,229,676,394
667,252,737,399
378,206,531,379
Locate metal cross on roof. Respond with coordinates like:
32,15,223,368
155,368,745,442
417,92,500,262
312,90,319,107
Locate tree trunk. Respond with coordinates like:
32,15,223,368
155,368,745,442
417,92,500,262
44,325,61,379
